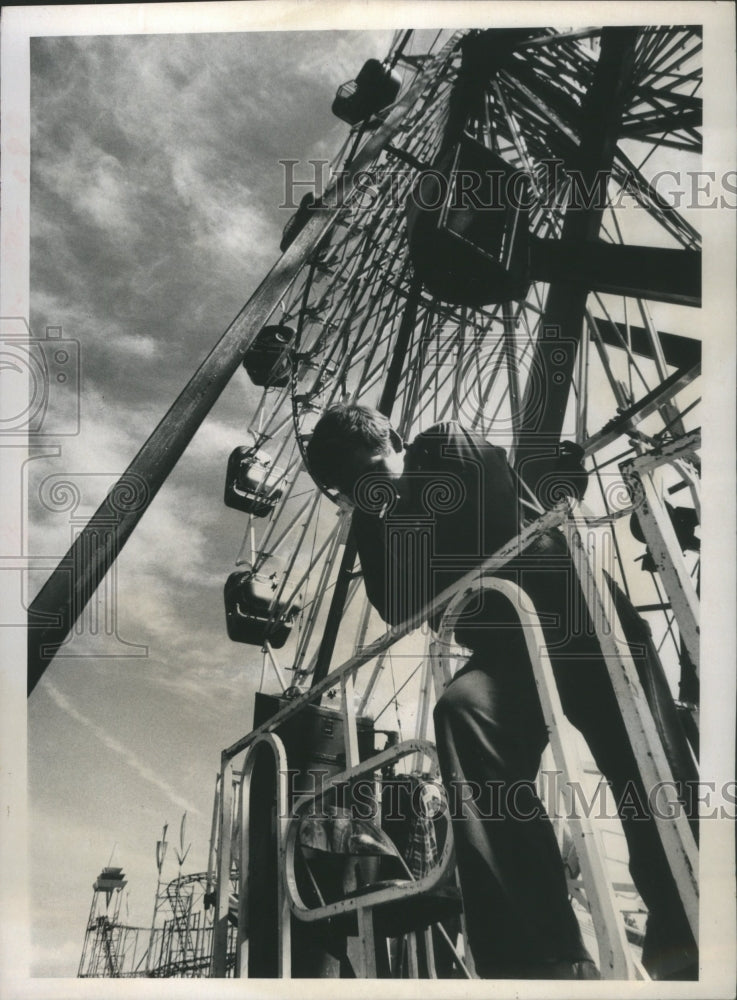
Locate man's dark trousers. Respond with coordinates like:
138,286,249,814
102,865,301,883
433,625,697,980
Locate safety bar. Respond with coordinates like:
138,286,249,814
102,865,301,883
433,578,637,979
566,511,698,939
235,732,291,978
221,502,571,764
620,429,700,672
283,738,453,923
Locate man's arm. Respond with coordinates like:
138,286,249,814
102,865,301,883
353,422,522,628
352,508,396,624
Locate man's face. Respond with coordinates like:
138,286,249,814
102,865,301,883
333,442,405,505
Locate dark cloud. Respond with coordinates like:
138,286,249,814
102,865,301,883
30,31,392,409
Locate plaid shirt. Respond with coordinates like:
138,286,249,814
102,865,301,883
403,777,439,878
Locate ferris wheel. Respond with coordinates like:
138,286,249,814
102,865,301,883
222,24,701,724
29,22,705,982
200,25,703,980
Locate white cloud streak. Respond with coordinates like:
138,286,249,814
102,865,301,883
44,681,201,816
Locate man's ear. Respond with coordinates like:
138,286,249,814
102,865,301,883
389,428,404,453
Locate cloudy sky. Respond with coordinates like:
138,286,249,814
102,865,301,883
25,22,404,978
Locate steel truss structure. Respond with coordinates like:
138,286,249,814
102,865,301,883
77,866,153,978
78,864,238,978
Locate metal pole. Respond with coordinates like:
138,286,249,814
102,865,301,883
515,27,639,498
309,276,423,690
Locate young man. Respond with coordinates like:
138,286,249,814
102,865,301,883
306,402,697,980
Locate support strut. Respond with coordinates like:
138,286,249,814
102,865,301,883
310,277,423,691
515,27,639,501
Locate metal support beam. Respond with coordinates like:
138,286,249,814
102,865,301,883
636,299,687,436
566,511,699,939
529,237,701,308
621,432,701,672
581,362,699,457
515,27,639,500
309,277,423,691
592,318,700,371
210,761,235,978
